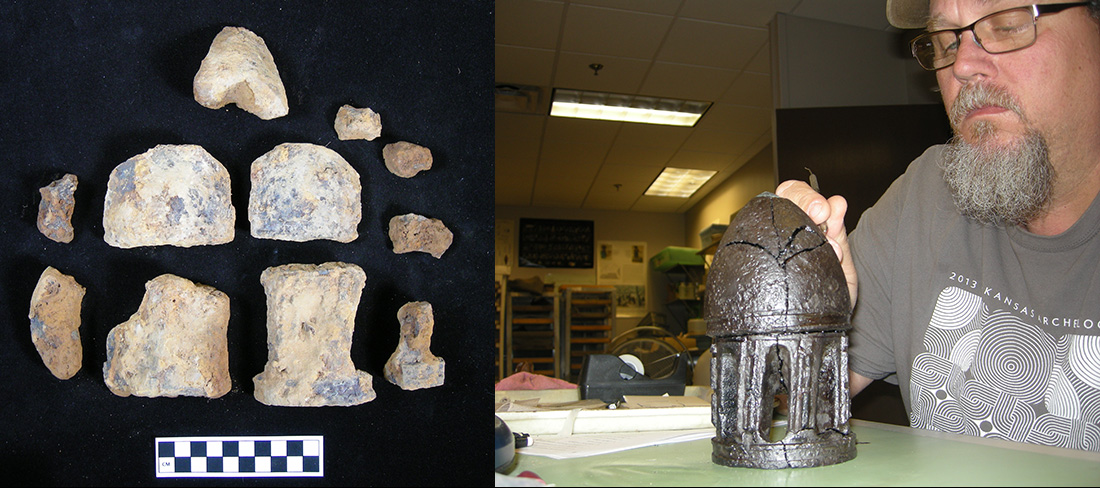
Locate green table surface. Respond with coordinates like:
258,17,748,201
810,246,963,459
505,419,1100,486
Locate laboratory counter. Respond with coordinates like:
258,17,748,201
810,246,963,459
505,419,1100,486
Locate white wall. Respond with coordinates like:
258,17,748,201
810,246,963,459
684,144,775,248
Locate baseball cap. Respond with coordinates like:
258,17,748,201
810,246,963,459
887,0,930,29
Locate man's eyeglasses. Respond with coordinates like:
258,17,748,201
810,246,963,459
910,2,1088,70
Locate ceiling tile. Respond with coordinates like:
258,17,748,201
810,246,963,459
656,19,769,70
536,158,602,182
570,0,682,16
603,143,676,167
560,5,673,59
744,41,771,73
496,45,557,87
495,112,546,161
496,186,535,207
543,116,621,147
581,195,635,211
584,165,659,210
613,123,693,149
592,163,663,183
631,195,692,212
496,0,566,49
680,128,758,155
532,165,597,208
667,149,735,171
496,155,539,179
791,0,893,31
679,0,801,27
639,62,737,101
719,71,772,107
539,140,610,165
552,52,648,93
532,184,588,207
694,103,771,134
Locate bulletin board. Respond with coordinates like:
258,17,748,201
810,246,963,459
517,218,594,269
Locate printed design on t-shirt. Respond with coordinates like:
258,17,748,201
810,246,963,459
910,286,1100,451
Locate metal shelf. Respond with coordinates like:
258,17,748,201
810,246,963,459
559,285,616,382
505,291,560,378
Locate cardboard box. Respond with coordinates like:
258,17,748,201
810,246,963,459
650,246,704,272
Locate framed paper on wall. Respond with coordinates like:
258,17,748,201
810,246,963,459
596,241,646,317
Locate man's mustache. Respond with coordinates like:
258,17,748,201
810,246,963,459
949,84,1026,130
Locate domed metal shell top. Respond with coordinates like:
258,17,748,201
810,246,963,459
705,192,851,337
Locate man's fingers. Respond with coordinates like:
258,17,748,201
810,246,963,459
776,179,831,226
825,195,848,239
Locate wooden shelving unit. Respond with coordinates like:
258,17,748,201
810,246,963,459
504,291,560,378
559,285,616,382
494,275,508,382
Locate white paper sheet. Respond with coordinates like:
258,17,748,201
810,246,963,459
516,429,715,460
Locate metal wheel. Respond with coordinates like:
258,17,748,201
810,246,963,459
610,337,682,379
608,326,689,353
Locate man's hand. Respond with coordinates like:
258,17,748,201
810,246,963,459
775,180,857,310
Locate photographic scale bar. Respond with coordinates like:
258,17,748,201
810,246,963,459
155,435,324,478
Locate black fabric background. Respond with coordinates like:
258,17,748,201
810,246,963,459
0,1,494,485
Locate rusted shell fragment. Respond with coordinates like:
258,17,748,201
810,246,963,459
193,26,288,120
102,274,231,398
705,192,850,337
248,143,362,243
384,301,445,390
334,105,382,141
103,144,236,249
382,141,432,178
29,266,85,379
252,262,376,407
37,174,78,243
388,213,452,258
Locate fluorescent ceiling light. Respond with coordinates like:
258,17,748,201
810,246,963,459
550,88,709,127
645,167,717,198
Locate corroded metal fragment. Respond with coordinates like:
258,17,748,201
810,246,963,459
388,213,452,258
252,262,376,407
103,274,231,398
249,143,362,243
103,144,235,248
193,26,288,120
334,105,382,141
384,301,445,390
37,174,78,243
29,266,85,380
705,192,856,469
382,141,432,178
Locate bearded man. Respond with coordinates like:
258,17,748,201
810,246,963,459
777,0,1100,451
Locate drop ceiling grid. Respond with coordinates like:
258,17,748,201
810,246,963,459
494,0,897,213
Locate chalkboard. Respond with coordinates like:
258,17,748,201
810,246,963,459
518,218,594,268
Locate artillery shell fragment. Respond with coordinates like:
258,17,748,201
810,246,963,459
334,105,382,141
193,26,288,120
29,266,85,380
388,213,452,258
103,144,235,248
37,174,78,243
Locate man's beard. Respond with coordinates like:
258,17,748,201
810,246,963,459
940,84,1053,226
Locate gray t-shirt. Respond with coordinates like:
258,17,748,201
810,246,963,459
848,144,1100,451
